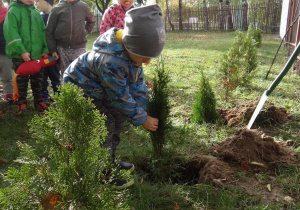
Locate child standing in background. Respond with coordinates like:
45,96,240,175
0,0,13,104
99,0,134,35
4,0,49,113
35,0,61,104
46,0,95,74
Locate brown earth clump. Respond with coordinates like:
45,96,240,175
218,98,291,127
213,129,297,171
185,155,235,184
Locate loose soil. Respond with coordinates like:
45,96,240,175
218,97,292,127
181,99,299,205
185,129,299,205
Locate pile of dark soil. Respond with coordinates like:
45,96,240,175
218,98,291,127
213,129,298,171
185,129,297,185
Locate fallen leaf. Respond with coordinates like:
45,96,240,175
174,202,180,210
249,161,266,168
0,159,9,165
266,184,271,192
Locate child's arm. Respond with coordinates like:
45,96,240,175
4,11,28,59
46,8,58,55
84,5,95,34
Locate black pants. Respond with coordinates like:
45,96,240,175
91,98,125,159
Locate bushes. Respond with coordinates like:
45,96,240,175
192,70,219,124
0,84,130,209
247,23,262,47
218,29,258,101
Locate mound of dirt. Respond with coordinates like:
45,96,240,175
185,155,235,184
218,98,291,127
213,129,297,171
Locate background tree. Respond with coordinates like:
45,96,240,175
165,0,175,31
178,0,183,30
94,0,111,14
203,0,209,30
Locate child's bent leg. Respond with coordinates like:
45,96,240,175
91,98,124,159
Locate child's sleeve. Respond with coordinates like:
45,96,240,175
85,5,95,34
98,62,148,126
46,8,58,53
40,17,48,54
129,67,148,111
4,12,27,56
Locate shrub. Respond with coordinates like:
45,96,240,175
247,23,262,47
0,84,130,210
147,56,171,157
192,70,219,124
218,30,257,100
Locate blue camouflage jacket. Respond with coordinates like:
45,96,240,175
64,28,148,126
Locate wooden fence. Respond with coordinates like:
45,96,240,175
165,0,282,33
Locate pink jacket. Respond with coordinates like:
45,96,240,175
99,4,133,35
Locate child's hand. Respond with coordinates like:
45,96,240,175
21,52,31,62
142,116,158,131
42,53,48,58
52,52,59,60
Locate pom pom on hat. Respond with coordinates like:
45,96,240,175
122,4,166,58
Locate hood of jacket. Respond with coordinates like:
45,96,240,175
92,28,134,63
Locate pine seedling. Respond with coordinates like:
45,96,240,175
218,30,257,100
192,70,219,124
247,23,262,47
0,84,130,210
147,56,171,157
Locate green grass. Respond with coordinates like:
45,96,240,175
1,31,299,209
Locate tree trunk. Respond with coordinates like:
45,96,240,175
226,0,233,30
219,0,224,30
242,0,248,30
271,0,279,32
95,0,110,14
165,0,175,31
203,0,209,31
179,0,183,30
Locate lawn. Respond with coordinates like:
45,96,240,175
1,31,299,209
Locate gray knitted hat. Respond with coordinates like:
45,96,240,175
122,4,165,58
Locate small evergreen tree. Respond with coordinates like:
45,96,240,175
242,28,258,86
147,56,171,157
0,84,130,209
218,30,257,100
247,23,262,47
218,31,245,101
192,70,219,124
